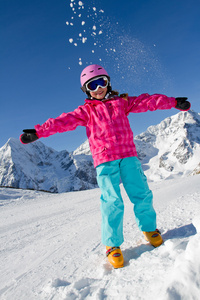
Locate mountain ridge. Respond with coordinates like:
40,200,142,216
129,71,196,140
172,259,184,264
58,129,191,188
0,138,97,193
0,110,199,192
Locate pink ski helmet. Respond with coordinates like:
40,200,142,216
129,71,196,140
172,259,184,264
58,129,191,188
80,64,110,91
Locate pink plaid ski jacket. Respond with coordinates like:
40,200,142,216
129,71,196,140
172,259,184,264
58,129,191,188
35,94,176,167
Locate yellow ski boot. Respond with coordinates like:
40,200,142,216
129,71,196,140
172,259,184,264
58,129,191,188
143,229,163,247
106,246,124,269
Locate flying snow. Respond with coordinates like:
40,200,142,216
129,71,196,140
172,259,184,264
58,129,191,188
65,0,120,67
66,0,107,65
66,0,169,90
82,37,87,43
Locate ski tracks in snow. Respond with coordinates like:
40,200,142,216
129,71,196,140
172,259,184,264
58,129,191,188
0,176,200,299
42,181,200,300
41,222,199,300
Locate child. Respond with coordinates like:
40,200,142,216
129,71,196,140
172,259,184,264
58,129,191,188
20,64,190,268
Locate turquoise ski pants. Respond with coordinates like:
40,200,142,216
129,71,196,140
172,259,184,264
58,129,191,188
96,157,157,246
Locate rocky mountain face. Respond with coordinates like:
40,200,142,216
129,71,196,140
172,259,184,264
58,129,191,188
135,110,200,181
0,139,97,193
0,110,199,192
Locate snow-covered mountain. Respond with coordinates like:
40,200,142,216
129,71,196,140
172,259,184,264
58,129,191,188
135,110,200,181
74,110,200,181
0,138,97,193
0,110,200,192
73,139,91,155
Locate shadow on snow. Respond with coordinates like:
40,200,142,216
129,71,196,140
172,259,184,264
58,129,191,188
122,223,197,266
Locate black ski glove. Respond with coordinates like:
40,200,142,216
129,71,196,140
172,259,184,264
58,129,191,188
20,129,39,144
175,97,191,111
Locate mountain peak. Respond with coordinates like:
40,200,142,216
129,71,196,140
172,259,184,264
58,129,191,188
135,110,200,181
0,138,97,193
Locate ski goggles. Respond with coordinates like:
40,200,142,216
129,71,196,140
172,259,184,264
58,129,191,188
85,76,109,92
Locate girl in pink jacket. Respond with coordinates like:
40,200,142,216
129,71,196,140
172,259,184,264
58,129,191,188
20,64,190,268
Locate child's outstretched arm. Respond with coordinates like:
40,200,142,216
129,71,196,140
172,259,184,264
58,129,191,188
125,93,190,114
20,105,89,144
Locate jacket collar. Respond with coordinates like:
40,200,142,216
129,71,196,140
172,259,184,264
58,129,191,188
84,99,103,105
84,93,118,105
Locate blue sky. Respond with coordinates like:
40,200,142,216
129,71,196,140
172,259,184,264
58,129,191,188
1,0,200,152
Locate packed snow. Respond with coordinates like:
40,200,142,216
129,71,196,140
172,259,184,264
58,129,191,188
0,175,200,299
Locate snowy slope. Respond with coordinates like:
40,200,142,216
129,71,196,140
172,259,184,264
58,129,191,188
0,175,200,300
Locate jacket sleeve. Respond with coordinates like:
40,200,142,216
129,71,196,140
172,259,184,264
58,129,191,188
34,105,89,138
125,93,177,115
